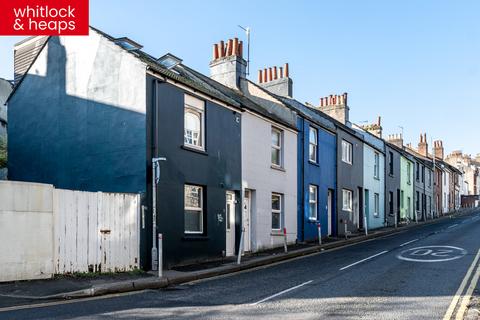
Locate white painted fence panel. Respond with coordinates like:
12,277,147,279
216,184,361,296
54,190,140,274
0,180,140,282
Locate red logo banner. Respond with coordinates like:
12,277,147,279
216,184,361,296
0,0,89,36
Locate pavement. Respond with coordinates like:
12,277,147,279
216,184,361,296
0,208,479,319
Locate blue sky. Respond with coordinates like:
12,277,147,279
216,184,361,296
0,0,478,155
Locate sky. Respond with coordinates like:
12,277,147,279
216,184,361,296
0,0,478,156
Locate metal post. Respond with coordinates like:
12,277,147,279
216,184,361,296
364,215,368,236
158,233,163,278
317,223,322,245
283,227,288,253
237,228,245,265
344,221,348,240
151,161,158,271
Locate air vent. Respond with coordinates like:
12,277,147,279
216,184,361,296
157,53,182,69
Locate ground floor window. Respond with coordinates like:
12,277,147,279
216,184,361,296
342,189,352,211
272,193,283,230
309,185,318,220
184,184,203,234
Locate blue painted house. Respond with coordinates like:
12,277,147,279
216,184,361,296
269,97,337,241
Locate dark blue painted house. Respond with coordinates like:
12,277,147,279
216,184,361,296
267,97,337,241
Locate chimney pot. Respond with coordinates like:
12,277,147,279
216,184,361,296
263,68,267,83
238,41,243,58
227,39,233,56
273,66,278,80
284,63,289,78
268,67,273,82
213,44,219,60
233,38,238,56
258,70,263,83
219,41,225,57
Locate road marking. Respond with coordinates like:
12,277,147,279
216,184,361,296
398,246,467,263
448,224,459,229
339,251,389,271
400,239,419,247
455,258,480,319
250,280,313,306
443,248,480,320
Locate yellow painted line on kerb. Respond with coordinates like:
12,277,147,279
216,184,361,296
443,248,480,320
455,257,480,319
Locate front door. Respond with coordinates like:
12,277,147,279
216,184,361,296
226,191,236,257
242,190,252,252
364,189,369,229
327,189,333,236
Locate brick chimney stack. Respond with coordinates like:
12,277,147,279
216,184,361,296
361,116,383,138
418,133,428,157
387,133,404,149
209,38,246,89
433,140,444,160
257,63,293,97
317,93,350,124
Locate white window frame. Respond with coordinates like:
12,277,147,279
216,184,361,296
271,193,283,231
374,193,379,217
271,127,283,167
184,184,203,234
309,127,318,163
341,140,352,164
342,189,353,212
184,94,205,150
374,152,380,179
407,162,412,184
309,185,318,220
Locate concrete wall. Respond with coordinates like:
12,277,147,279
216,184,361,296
363,144,385,230
0,180,139,282
400,156,414,220
8,30,147,194
242,111,297,251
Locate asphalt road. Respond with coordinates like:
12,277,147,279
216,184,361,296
1,210,480,320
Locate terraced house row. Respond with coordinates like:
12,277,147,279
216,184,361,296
4,28,464,269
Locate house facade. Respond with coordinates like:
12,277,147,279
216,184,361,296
318,94,364,235
400,155,414,221
0,78,12,180
385,143,402,226
7,30,247,268
206,41,299,252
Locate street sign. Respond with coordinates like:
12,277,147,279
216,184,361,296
397,246,467,263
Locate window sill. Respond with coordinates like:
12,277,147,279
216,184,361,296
374,176,380,181
308,218,318,223
308,161,320,167
342,161,352,165
271,165,286,172
181,145,208,156
389,173,394,178
270,231,284,237
182,235,210,241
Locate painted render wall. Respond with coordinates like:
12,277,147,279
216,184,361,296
8,31,147,194
443,168,450,213
400,156,414,221
297,117,336,241
336,128,364,235
385,145,401,226
363,143,385,230
242,110,297,251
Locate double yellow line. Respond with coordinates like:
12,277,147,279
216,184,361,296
443,248,480,320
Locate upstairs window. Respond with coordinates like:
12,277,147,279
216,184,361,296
342,140,352,164
271,127,283,167
184,95,205,150
416,163,420,181
407,162,412,184
389,151,394,175
374,152,380,179
309,127,318,163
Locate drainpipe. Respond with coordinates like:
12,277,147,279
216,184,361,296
300,119,305,242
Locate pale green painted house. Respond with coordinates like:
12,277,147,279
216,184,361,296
400,155,415,221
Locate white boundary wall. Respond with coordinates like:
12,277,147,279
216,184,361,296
0,181,140,282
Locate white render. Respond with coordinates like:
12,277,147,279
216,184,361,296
442,169,450,213
0,180,140,282
241,110,297,252
363,144,385,230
